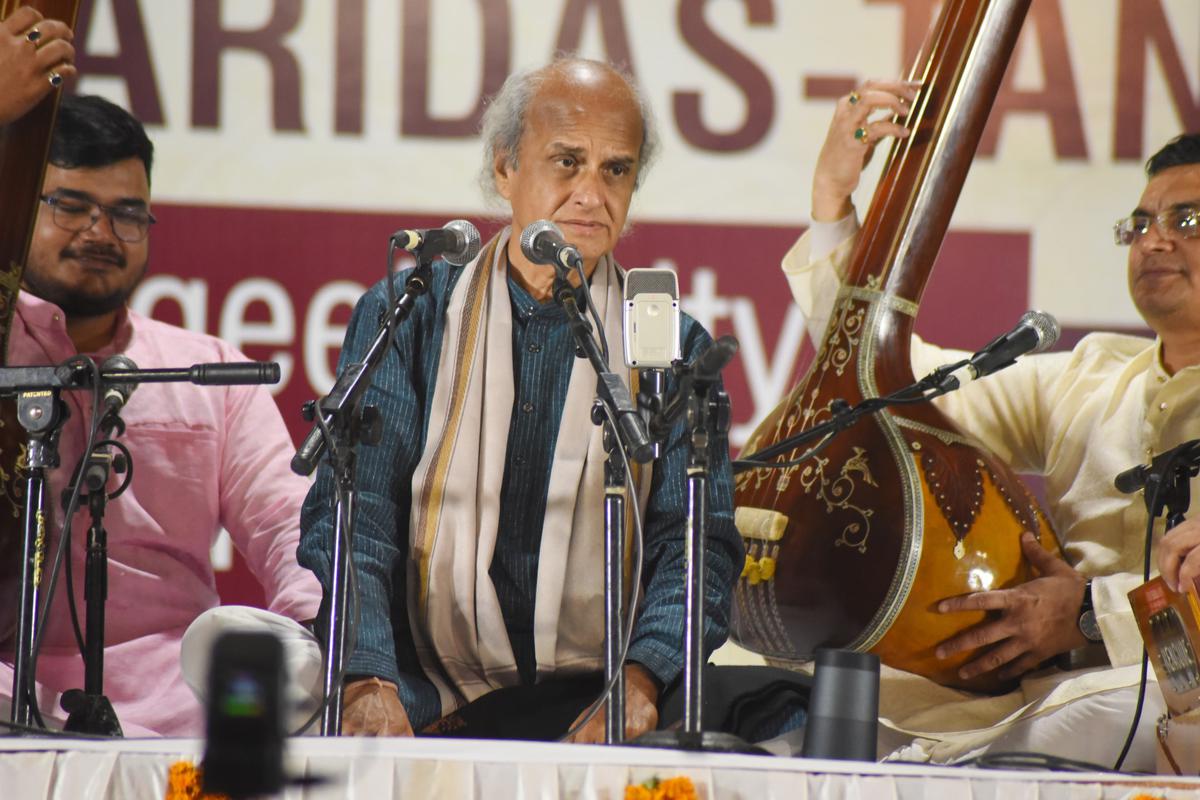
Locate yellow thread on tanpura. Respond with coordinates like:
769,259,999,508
741,554,777,585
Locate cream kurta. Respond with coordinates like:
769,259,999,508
780,219,1198,760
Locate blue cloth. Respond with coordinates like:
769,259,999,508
298,261,743,731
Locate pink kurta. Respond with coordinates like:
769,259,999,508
0,294,320,736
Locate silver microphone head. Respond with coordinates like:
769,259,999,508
443,219,482,266
1019,310,1061,353
519,220,563,266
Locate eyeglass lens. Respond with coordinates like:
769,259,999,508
48,195,152,243
1114,207,1200,246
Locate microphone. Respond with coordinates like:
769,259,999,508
188,363,281,385
623,268,682,454
520,220,583,273
390,219,482,266
692,335,740,382
622,268,681,369
99,354,138,416
938,310,1060,391
648,335,739,441
1115,439,1200,495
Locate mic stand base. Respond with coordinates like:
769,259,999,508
61,690,123,737
630,729,768,755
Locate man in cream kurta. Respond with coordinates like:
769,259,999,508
775,78,1200,769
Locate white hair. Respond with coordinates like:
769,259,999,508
477,57,660,205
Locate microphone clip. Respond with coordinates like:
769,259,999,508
1115,439,1200,529
648,336,738,445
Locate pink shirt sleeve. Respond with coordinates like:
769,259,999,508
214,342,322,621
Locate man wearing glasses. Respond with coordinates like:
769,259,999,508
782,80,1200,770
0,95,320,736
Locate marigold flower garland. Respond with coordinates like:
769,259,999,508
624,775,698,800
164,761,228,800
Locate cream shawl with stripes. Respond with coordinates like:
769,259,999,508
407,227,644,713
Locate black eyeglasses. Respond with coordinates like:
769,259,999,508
39,193,156,243
1113,205,1200,246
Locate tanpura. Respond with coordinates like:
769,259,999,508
731,0,1058,695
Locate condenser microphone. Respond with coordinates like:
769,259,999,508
623,268,682,453
622,268,681,369
390,219,481,266
938,310,1060,391
520,220,583,273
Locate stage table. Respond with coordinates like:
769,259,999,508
2,736,1199,798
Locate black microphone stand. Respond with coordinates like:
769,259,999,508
9,386,69,728
291,255,435,736
633,336,759,753
61,410,127,736
550,266,653,745
4,358,281,731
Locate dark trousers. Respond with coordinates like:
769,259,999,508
420,665,810,743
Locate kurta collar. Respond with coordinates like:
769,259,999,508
16,292,134,356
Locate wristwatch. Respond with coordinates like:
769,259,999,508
1077,579,1103,643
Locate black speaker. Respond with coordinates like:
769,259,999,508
800,648,879,761
201,631,286,798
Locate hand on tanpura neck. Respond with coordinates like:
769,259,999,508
811,78,921,223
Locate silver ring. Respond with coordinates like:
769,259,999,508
48,71,62,88
26,28,41,44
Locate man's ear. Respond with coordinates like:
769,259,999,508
493,153,514,201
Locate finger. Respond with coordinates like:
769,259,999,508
936,618,1012,659
27,19,72,44
938,589,1013,614
1020,531,1071,577
567,711,603,744
840,91,908,122
1178,550,1200,597
957,639,1025,680
859,77,923,102
51,62,77,81
851,89,914,120
1160,546,1183,593
575,719,603,745
34,40,73,71
2,6,42,36
845,120,912,150
1158,534,1193,592
864,121,911,143
998,652,1043,682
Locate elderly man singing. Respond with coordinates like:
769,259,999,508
297,57,743,742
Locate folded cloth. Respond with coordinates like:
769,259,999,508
658,664,810,742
